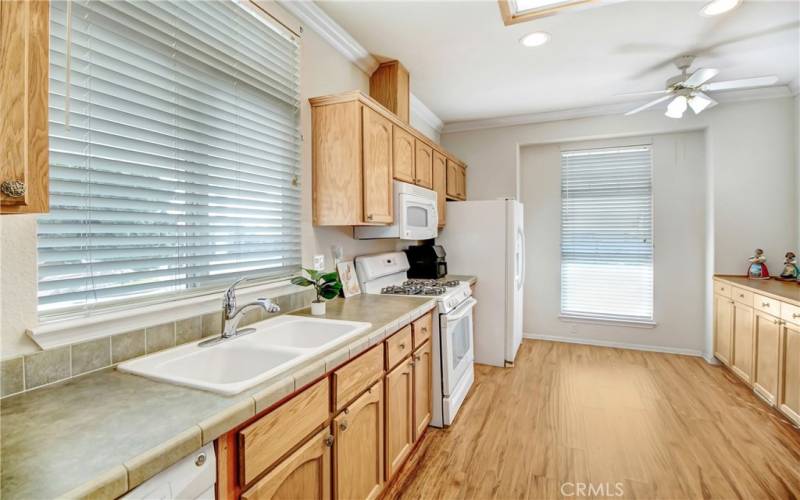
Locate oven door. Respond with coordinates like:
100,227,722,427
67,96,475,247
398,193,438,240
440,297,476,395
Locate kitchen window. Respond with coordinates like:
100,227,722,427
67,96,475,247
560,145,654,324
38,0,301,318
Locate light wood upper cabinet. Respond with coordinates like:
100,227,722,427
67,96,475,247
334,380,384,500
385,358,414,481
392,126,415,184
779,322,800,426
432,151,447,227
412,340,432,442
753,310,781,405
362,107,394,224
241,428,332,500
1,0,49,214
369,60,409,124
714,294,734,366
731,303,755,385
414,140,433,189
445,159,467,201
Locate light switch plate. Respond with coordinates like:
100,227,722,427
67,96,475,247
313,254,325,271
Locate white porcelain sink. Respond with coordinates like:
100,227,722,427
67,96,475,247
118,315,371,395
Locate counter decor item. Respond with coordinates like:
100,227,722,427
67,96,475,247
336,261,361,298
777,251,799,281
291,268,342,315
747,248,770,280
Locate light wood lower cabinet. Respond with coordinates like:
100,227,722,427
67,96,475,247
334,380,384,500
779,322,800,426
385,358,414,481
731,303,755,384
241,429,332,500
753,311,781,405
412,341,432,441
714,294,734,365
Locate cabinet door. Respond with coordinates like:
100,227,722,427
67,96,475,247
753,311,781,405
241,428,332,500
714,294,734,365
412,341,432,442
362,107,393,224
446,159,459,199
731,304,755,384
414,140,433,189
1,0,49,214
385,358,413,480
457,165,467,200
780,323,800,426
392,126,415,184
432,151,446,227
334,380,384,500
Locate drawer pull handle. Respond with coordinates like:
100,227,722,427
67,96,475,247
0,180,25,198
739,294,745,298
762,302,770,308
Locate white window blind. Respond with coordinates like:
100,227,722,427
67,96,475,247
560,145,654,323
39,0,301,317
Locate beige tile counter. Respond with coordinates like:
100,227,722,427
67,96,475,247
0,294,437,500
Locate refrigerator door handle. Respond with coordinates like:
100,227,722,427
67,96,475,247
517,228,526,290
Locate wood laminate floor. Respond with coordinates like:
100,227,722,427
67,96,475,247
384,340,800,500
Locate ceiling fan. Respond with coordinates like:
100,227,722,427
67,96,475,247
622,55,779,118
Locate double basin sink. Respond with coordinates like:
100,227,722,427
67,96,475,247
118,315,372,396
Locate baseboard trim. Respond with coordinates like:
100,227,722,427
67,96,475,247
523,332,706,358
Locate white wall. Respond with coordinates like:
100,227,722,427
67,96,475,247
0,4,394,359
520,132,707,354
442,97,798,275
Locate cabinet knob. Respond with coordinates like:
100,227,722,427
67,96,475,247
324,434,335,447
793,313,800,319
762,302,770,308
0,180,25,198
739,294,745,298
366,214,374,221
339,420,349,432
414,354,421,361
421,327,427,333
399,343,406,350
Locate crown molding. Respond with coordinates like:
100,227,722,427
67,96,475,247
442,85,795,134
410,93,444,135
279,0,379,75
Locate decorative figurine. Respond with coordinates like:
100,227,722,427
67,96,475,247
747,249,770,279
778,252,800,280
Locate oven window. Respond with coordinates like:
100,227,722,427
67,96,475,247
407,205,430,228
449,315,471,371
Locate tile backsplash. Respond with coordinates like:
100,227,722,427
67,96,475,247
0,288,315,399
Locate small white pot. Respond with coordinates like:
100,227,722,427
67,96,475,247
311,301,326,316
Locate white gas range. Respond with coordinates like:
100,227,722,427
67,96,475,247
355,252,476,427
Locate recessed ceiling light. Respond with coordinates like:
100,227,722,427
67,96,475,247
520,32,550,47
700,0,741,16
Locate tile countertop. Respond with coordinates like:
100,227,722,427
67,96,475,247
714,275,800,307
446,274,478,286
0,293,439,500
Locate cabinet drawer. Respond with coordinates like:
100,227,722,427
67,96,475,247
781,302,800,327
732,287,754,307
333,343,384,412
714,281,732,298
754,294,781,317
386,325,412,370
412,312,432,349
239,379,329,486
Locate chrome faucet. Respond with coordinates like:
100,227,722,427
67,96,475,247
201,278,280,346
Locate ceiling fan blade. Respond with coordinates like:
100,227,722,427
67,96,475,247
683,68,719,88
702,76,779,91
624,95,673,116
689,92,718,114
615,89,670,97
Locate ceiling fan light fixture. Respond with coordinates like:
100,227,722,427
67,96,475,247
520,31,551,47
665,95,688,119
700,0,741,17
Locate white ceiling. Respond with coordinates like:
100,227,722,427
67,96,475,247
316,0,800,124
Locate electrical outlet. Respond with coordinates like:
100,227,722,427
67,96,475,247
313,254,325,271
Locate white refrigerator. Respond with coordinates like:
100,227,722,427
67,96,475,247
437,199,525,367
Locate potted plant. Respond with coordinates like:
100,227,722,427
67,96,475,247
291,268,342,315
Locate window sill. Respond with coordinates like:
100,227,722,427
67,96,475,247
559,314,657,329
28,279,301,350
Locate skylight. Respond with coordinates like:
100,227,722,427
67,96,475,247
499,0,612,26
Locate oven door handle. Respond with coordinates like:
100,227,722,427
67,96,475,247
446,298,477,323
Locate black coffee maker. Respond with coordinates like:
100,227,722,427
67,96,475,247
405,244,447,279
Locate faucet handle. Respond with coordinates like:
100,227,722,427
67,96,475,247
223,277,248,318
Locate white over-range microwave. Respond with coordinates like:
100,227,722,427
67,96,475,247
354,181,438,240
